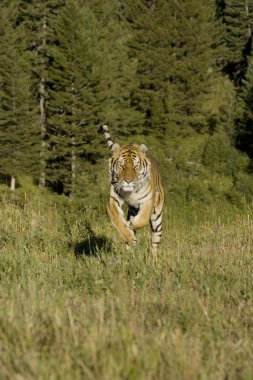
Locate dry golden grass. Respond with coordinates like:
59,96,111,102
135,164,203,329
0,188,253,379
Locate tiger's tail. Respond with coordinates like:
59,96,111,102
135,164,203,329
98,124,115,151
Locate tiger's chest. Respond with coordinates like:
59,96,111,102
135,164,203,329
119,183,152,209
122,191,140,209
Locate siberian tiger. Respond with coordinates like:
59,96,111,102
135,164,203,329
98,124,164,254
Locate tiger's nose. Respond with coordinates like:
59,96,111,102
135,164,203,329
125,178,132,184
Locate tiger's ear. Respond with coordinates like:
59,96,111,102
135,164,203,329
139,144,148,153
111,143,121,152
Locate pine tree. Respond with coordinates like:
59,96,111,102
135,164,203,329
216,0,253,84
237,43,253,159
169,0,218,132
0,3,39,189
17,0,65,187
46,0,101,195
84,0,143,136
46,0,142,196
125,0,218,137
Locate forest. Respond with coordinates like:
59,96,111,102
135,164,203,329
1,2,253,378
0,0,253,204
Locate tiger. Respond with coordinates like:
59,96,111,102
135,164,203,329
98,124,164,255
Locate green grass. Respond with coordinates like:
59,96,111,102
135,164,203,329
0,187,253,380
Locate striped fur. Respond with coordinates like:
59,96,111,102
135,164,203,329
98,124,164,254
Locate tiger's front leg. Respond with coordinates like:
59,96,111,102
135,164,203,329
129,199,153,230
150,190,164,255
107,187,137,246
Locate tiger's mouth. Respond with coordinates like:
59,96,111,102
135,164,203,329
118,178,136,192
113,181,135,194
122,185,135,192
119,180,136,192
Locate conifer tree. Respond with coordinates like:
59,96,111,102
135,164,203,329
125,0,217,137
17,0,64,187
83,0,143,135
0,3,39,189
237,45,253,159
46,0,101,195
46,0,142,196
216,0,253,84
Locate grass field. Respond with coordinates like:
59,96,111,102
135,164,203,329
0,187,253,379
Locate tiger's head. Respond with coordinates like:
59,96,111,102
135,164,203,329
109,143,150,193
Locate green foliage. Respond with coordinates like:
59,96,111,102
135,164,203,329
203,76,237,136
45,0,142,195
236,51,253,159
0,3,40,180
127,0,218,135
46,1,99,194
216,0,253,83
0,0,252,203
202,131,248,175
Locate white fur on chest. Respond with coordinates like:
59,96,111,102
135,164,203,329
120,183,152,208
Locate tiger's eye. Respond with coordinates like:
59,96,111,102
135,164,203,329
133,159,140,169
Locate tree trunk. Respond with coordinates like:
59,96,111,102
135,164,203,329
245,1,252,39
39,16,47,188
70,136,76,199
39,76,46,187
10,175,16,191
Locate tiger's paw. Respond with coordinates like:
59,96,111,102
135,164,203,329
125,223,137,245
128,217,136,230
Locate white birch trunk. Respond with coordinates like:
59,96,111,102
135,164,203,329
10,176,16,191
39,16,47,188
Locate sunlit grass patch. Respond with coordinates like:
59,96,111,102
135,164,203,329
0,190,253,379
